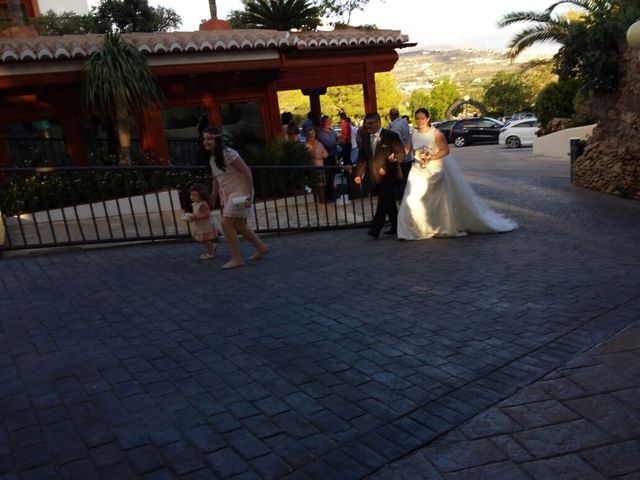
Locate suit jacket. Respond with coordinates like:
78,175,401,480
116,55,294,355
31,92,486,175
354,128,405,186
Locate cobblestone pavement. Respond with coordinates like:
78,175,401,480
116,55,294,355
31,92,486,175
1,149,639,479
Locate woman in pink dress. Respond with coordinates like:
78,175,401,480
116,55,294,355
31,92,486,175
184,184,217,260
204,127,269,270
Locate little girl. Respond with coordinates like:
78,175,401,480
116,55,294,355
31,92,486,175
184,184,218,260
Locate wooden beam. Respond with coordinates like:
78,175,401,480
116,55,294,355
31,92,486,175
139,105,170,165
60,115,87,166
363,66,377,114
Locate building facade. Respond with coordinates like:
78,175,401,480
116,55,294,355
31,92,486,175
0,28,412,165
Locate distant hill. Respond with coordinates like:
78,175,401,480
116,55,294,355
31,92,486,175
393,47,553,98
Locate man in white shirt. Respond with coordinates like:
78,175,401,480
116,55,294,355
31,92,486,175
388,108,410,152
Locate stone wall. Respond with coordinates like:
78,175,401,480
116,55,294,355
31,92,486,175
572,47,640,200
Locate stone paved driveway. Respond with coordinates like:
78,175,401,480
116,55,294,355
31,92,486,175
371,318,640,480
1,150,639,479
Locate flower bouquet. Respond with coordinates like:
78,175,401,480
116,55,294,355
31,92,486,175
415,146,430,168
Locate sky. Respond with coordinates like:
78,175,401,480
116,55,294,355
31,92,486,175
86,0,569,53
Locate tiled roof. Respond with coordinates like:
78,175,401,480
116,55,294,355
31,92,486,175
0,29,410,63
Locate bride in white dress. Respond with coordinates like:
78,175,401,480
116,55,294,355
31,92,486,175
397,108,517,240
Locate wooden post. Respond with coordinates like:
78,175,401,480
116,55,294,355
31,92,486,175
139,105,170,165
0,129,11,167
60,115,87,166
302,87,326,127
264,83,282,139
203,95,222,132
363,68,377,115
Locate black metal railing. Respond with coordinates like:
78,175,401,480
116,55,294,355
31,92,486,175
5,137,203,167
0,165,375,250
6,138,71,167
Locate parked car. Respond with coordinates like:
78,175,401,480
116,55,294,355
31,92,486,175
432,120,457,141
510,111,535,121
498,118,540,148
447,117,505,147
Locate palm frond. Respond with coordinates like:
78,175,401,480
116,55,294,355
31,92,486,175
83,32,162,116
516,58,555,74
498,11,553,28
505,22,569,59
241,0,321,30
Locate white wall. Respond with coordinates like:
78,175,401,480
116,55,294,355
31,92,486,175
533,124,596,158
38,0,89,14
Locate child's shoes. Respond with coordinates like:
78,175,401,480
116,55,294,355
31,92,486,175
200,252,215,260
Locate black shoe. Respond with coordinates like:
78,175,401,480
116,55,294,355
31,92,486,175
384,229,397,235
367,229,379,239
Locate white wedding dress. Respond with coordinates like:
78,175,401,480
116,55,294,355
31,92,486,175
397,128,517,240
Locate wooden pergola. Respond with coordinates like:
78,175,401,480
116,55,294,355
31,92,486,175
0,27,412,165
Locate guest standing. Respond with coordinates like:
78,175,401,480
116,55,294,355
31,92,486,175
304,127,329,203
315,115,339,201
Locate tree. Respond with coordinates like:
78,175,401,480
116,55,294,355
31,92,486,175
499,0,640,94
482,72,530,117
408,89,430,116
519,62,559,101
534,78,581,126
427,79,460,121
229,0,321,31
83,32,163,164
316,0,380,25
209,0,218,20
30,10,91,35
276,74,401,126
373,73,402,116
87,0,181,33
23,1,181,35
498,8,575,60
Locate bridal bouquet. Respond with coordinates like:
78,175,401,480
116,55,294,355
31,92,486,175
415,146,430,168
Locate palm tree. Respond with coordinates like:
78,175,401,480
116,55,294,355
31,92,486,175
209,0,218,20
498,1,621,60
83,32,162,165
236,0,321,31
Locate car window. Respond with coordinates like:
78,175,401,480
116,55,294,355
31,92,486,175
476,120,495,128
515,121,536,128
436,121,455,129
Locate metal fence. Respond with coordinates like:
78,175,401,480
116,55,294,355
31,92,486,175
5,137,203,167
0,165,376,251
6,138,71,167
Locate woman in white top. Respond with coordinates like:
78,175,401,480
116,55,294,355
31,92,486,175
397,109,517,240
204,127,268,269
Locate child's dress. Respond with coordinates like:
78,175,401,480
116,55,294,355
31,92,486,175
190,201,217,241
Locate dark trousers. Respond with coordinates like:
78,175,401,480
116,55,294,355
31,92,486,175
370,180,399,234
341,143,352,166
324,154,337,201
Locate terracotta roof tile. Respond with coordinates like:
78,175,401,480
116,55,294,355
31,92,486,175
0,29,410,63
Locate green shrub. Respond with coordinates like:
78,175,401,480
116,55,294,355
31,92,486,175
534,79,581,127
241,138,313,198
0,169,207,216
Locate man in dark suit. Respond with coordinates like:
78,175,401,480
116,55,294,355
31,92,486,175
353,112,406,238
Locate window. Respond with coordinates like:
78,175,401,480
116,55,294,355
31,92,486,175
161,105,208,166
220,100,265,151
3,120,69,166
